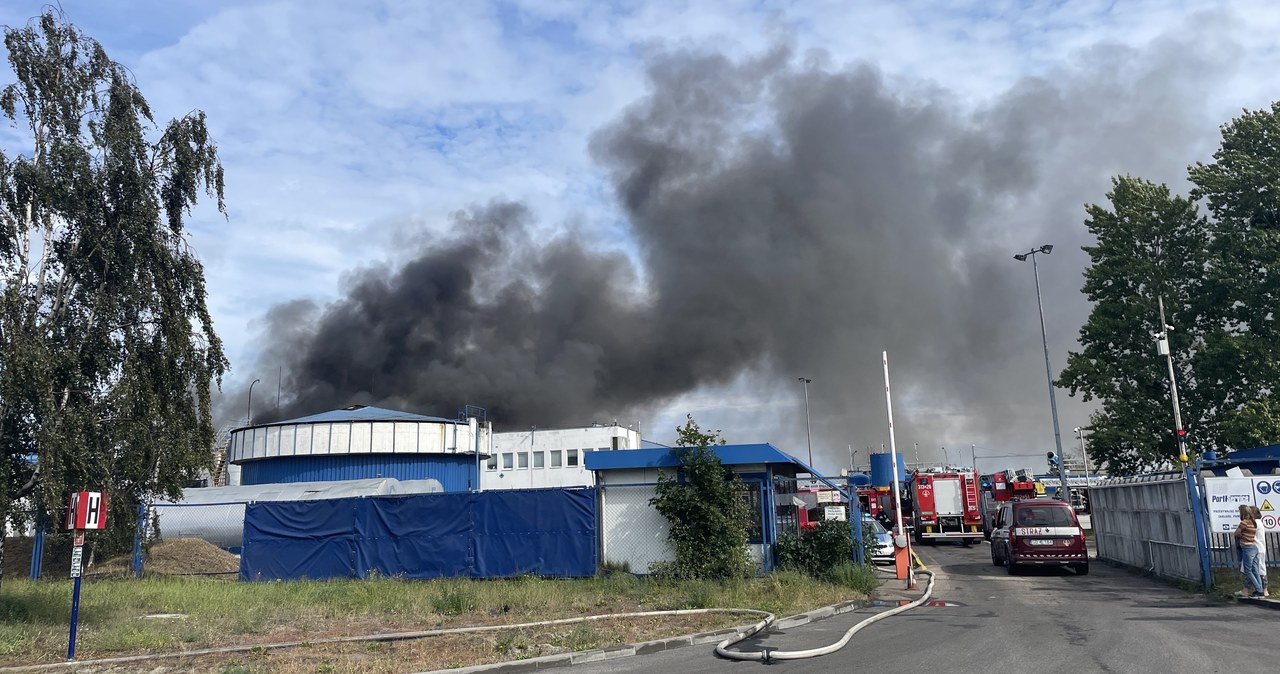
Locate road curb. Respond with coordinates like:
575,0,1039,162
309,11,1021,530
1237,596,1280,611
414,599,868,674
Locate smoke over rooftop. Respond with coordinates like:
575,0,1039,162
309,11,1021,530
238,27,1242,467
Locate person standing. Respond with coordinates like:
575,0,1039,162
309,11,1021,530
1235,504,1264,598
1249,505,1269,598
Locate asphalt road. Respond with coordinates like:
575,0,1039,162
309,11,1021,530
568,543,1276,674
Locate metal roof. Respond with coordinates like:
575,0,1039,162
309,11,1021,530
584,443,816,470
585,443,849,498
246,405,456,429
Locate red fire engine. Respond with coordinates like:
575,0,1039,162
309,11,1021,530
979,470,1045,539
908,468,984,545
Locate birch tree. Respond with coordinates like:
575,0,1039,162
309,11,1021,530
0,10,227,572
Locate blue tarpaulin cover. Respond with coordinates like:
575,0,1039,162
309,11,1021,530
241,488,597,581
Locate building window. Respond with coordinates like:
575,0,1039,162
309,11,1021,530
550,450,562,468
517,452,529,469
486,455,498,471
502,453,514,470
533,451,545,468
567,449,579,467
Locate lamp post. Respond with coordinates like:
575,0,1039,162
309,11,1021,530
247,378,261,426
1073,427,1093,486
799,377,814,469
1014,245,1068,500
970,443,976,471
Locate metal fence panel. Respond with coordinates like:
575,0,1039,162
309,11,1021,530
599,484,671,574
136,502,246,577
1091,476,1201,583
1208,531,1279,569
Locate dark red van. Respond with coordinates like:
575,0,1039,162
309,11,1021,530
990,499,1088,575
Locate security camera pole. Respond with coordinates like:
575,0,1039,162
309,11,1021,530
1014,245,1069,501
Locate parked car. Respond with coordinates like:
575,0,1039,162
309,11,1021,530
989,499,1088,575
863,516,895,564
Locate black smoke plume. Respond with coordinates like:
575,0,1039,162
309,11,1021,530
237,28,1241,467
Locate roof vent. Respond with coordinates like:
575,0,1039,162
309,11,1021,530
342,404,367,411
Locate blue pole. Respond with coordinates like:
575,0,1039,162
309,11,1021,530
131,504,147,578
29,519,45,580
849,476,865,565
67,555,83,660
1186,461,1213,589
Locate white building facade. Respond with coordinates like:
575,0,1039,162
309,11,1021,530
482,424,642,490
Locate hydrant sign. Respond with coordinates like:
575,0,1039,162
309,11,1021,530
64,491,108,530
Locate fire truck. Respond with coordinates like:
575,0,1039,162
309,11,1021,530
979,469,1045,539
908,468,984,545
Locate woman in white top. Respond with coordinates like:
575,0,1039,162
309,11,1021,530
1250,505,1269,598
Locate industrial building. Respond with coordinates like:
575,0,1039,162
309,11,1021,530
225,404,490,491
483,423,642,490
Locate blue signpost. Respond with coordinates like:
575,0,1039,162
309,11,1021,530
67,532,85,661
63,491,107,662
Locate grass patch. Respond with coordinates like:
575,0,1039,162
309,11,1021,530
0,571,872,668
825,563,879,594
1210,566,1277,599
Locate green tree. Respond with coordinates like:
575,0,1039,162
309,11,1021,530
0,10,227,568
1059,176,1212,474
649,416,753,579
1189,102,1280,448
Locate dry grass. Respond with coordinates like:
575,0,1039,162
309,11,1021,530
87,539,240,578
0,569,868,672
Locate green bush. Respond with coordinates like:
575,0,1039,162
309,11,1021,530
648,416,754,580
776,518,879,579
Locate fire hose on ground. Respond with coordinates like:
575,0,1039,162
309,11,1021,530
714,566,935,663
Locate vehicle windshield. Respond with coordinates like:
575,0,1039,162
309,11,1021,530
863,518,887,534
1015,505,1076,526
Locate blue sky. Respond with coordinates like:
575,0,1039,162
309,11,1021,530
2,1,1278,473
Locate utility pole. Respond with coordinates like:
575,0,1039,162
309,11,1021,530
1156,297,1188,463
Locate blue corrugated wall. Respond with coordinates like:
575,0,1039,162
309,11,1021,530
239,454,475,490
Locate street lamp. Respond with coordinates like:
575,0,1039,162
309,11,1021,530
247,378,261,426
1014,244,1068,500
1073,427,1093,486
798,377,814,468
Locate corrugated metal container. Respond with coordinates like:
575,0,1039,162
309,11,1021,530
239,453,476,491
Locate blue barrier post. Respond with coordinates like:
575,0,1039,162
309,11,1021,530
1186,461,1213,590
131,504,147,578
29,519,45,580
849,476,865,565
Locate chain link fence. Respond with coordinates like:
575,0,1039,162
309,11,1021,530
597,484,671,574
133,502,244,577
